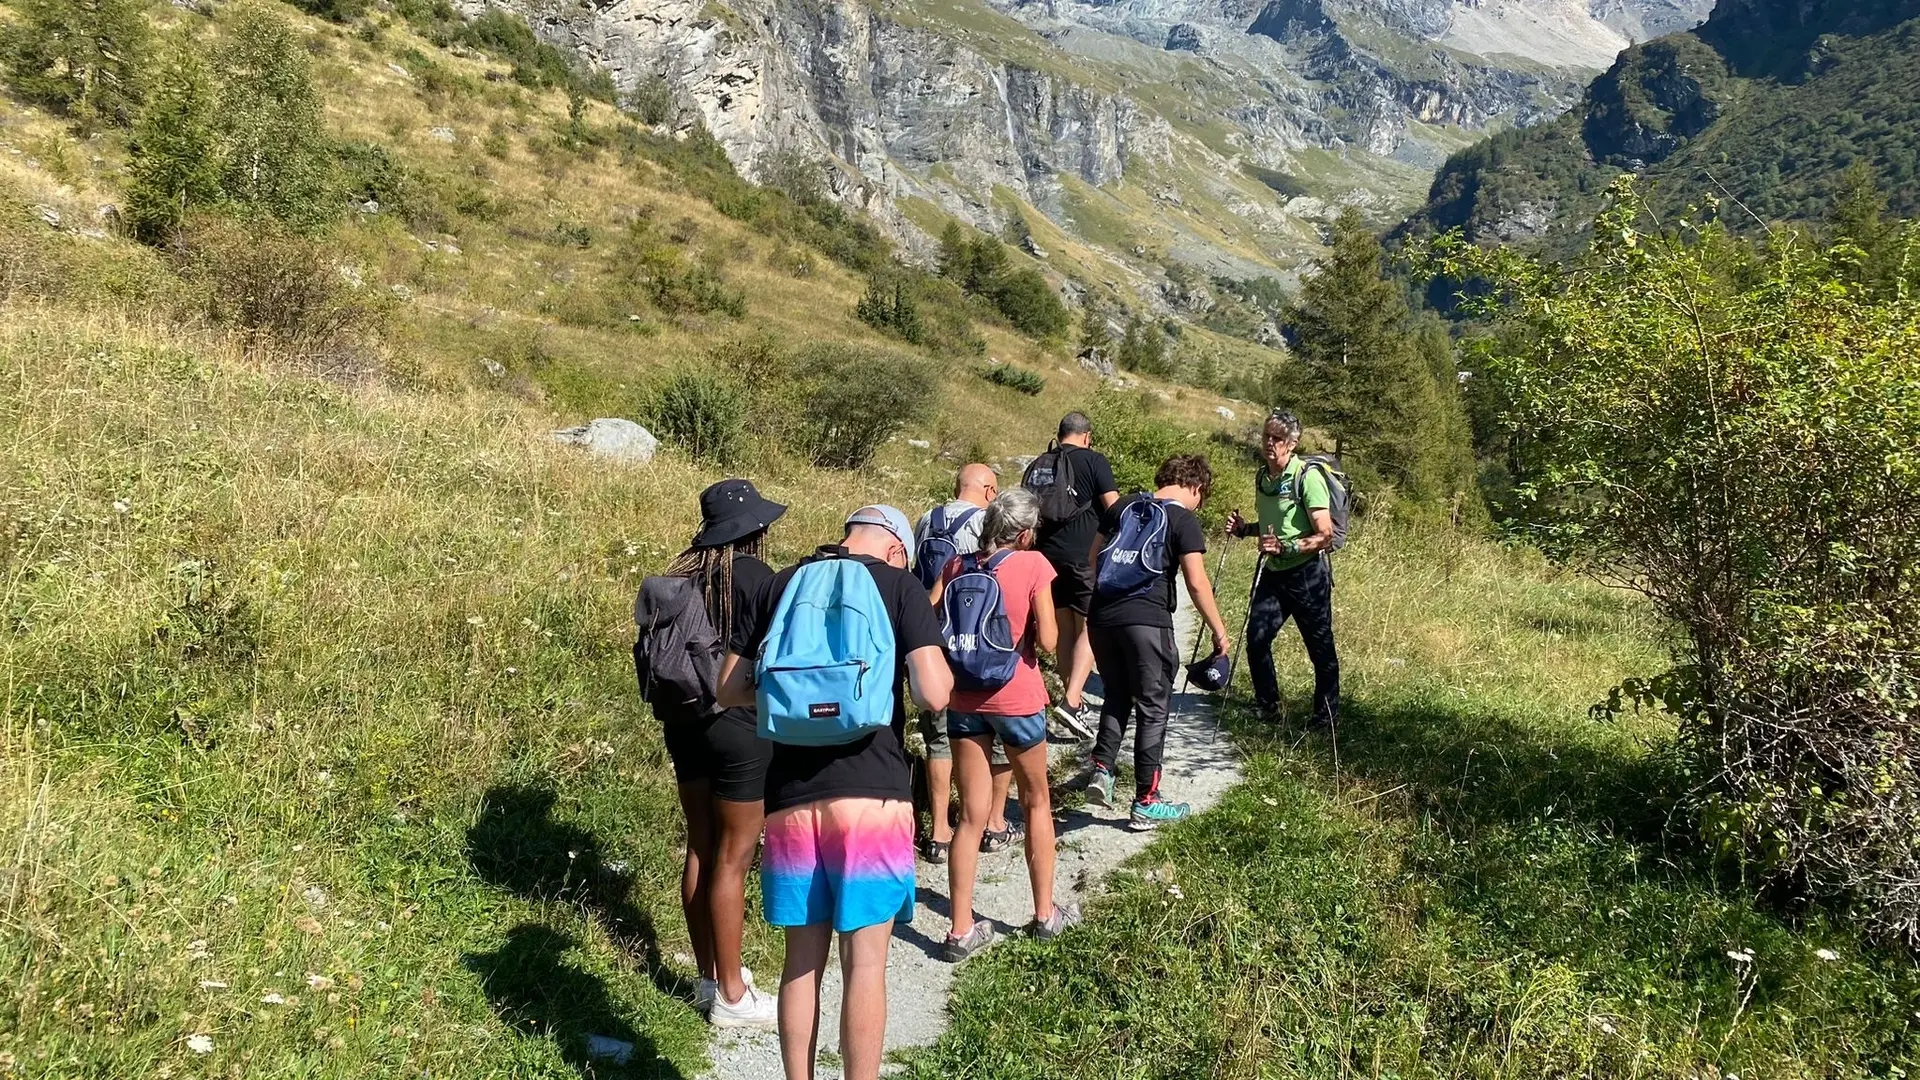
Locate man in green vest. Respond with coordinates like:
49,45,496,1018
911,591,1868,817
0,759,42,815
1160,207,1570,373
1224,410,1340,727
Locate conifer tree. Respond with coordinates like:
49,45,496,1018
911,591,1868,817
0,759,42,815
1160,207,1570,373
215,2,331,229
1078,297,1113,355
1282,207,1469,499
937,221,969,282
125,40,219,242
1,0,150,127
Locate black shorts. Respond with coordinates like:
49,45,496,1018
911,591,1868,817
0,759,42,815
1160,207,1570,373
1049,559,1095,615
661,707,771,803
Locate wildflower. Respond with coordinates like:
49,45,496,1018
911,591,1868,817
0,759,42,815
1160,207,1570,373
467,615,484,626
261,993,286,1005
306,974,334,991
1815,948,1840,962
186,1034,214,1054
303,885,328,911
1261,797,1278,807
112,499,130,514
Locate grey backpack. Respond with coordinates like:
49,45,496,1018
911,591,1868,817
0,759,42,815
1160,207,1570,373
1294,455,1350,551
632,575,723,712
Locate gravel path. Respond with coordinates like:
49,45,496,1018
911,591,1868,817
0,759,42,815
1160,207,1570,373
702,591,1242,1079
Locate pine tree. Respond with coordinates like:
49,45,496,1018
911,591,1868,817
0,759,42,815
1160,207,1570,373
936,221,969,282
125,40,219,243
215,2,332,229
962,236,1008,295
1078,297,1113,355
1282,208,1467,499
1,0,150,127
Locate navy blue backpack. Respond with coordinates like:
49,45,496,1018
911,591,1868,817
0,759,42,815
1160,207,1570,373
939,551,1020,690
1094,498,1175,602
915,505,981,591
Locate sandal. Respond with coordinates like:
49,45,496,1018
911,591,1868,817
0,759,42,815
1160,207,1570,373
920,837,951,864
979,822,1025,853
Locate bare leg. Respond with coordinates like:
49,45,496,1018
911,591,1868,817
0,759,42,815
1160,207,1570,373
1008,743,1055,923
947,735,995,938
986,759,1014,835
712,796,766,1004
838,921,895,1080
676,781,718,981
778,922,833,1080
1061,609,1096,709
926,755,954,845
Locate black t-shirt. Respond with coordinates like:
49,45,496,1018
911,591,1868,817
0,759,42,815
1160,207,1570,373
730,545,944,812
1034,446,1119,571
652,552,773,729
1087,495,1207,630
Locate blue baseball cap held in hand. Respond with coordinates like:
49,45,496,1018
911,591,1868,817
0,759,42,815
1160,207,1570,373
1186,652,1234,694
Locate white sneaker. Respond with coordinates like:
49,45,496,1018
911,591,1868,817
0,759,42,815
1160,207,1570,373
708,983,778,1028
695,967,753,1012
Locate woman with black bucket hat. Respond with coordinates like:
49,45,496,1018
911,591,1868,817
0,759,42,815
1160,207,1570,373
653,478,785,1027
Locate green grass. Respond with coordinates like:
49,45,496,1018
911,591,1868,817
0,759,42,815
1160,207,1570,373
908,521,1920,1078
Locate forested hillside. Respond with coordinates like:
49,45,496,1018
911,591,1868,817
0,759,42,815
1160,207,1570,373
1400,0,1920,248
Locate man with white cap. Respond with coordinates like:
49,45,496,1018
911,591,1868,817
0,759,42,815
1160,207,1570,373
717,504,952,1080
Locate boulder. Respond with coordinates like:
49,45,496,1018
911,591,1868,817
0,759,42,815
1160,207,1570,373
1077,347,1116,379
552,419,659,464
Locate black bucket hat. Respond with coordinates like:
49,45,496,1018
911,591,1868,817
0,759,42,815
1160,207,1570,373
691,479,786,549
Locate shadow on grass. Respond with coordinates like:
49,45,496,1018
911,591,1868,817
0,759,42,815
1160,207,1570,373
464,923,687,1080
465,785,692,1076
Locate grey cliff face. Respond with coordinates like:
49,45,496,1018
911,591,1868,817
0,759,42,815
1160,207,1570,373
473,0,1712,276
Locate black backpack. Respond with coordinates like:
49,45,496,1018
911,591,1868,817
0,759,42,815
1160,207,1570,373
1022,441,1083,526
632,575,723,713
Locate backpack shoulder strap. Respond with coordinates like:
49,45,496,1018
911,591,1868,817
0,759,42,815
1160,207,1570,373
929,505,949,535
951,506,981,533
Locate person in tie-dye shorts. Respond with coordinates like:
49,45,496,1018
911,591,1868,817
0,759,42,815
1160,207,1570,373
718,505,952,1080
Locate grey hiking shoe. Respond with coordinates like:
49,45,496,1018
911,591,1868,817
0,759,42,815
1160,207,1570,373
941,921,995,962
1084,767,1116,809
1028,903,1083,940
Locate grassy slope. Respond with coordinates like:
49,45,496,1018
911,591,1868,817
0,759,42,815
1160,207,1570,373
911,518,1920,1077
0,6,1253,1079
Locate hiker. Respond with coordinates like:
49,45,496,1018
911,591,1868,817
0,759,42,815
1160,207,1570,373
1023,411,1118,739
716,505,952,1080
930,486,1082,959
1083,454,1231,829
634,479,783,1027
1224,409,1341,727
913,464,1018,863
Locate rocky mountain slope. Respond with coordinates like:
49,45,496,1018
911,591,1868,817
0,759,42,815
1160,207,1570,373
488,0,1707,303
1398,0,1920,248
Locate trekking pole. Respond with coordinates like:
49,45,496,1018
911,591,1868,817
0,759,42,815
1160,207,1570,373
1213,554,1265,745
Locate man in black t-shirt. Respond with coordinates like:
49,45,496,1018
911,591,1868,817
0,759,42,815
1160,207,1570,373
1032,411,1118,738
1082,455,1231,831
715,504,951,1080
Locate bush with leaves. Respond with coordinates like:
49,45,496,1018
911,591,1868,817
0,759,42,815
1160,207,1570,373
649,366,747,466
855,276,924,345
216,3,333,230
610,221,745,319
1414,178,1920,946
790,343,939,470
982,363,1045,395
171,216,383,375
1,0,148,126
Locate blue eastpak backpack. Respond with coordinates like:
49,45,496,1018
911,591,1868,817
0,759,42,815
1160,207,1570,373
939,551,1020,690
754,555,898,746
914,505,981,591
1094,498,1175,602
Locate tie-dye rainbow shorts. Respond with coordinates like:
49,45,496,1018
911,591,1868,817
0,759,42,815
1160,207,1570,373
761,797,916,932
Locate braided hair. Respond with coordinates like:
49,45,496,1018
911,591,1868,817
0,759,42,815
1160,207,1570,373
665,529,765,644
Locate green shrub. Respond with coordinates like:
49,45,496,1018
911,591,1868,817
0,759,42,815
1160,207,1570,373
216,3,333,231
171,215,384,375
335,141,444,231
982,363,1045,395
126,41,220,243
1243,163,1309,199
791,343,939,470
855,276,924,345
288,0,368,23
649,366,747,466
610,221,745,319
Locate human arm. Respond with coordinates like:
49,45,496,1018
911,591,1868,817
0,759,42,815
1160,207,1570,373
1029,573,1058,655
1087,452,1120,511
906,646,953,712
716,652,753,708
1180,551,1232,656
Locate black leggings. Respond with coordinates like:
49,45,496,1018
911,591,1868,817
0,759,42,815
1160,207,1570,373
1246,556,1340,725
1087,623,1177,799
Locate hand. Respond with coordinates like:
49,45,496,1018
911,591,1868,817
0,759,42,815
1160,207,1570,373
1225,509,1246,536
1258,531,1284,556
1212,629,1232,656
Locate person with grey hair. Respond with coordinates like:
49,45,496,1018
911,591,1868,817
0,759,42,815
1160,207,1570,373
928,486,1080,958
1024,411,1119,739
1224,409,1341,728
